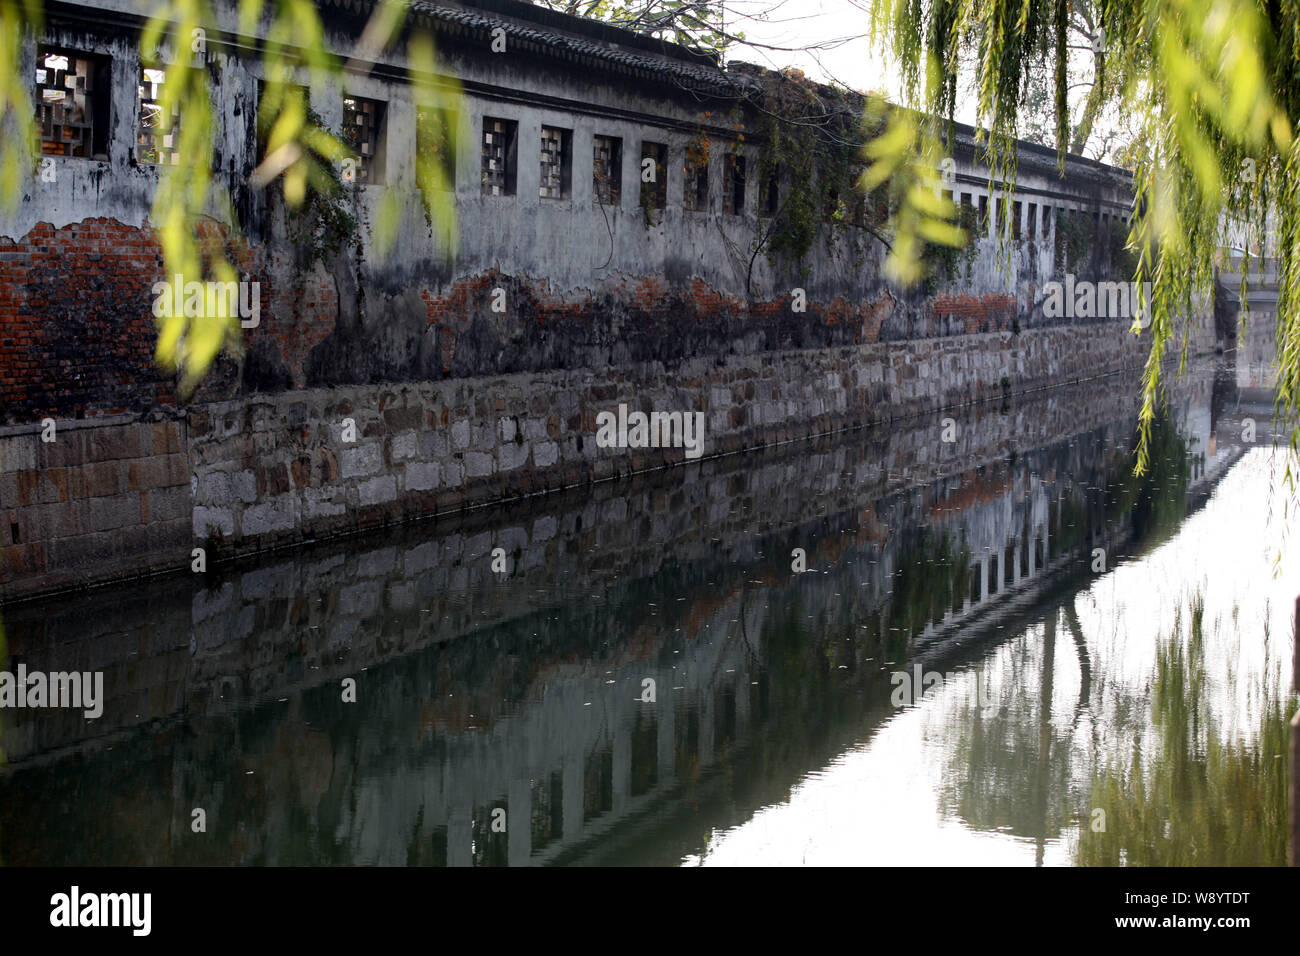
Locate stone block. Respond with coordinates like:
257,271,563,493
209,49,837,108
83,493,142,532
499,441,530,472
358,475,397,507
341,443,382,479
69,461,123,499
86,425,142,462
391,431,418,462
194,506,235,539
127,454,189,491
405,461,440,492
144,485,191,523
0,435,37,473
303,487,346,520
418,431,448,459
464,452,493,479
232,470,258,503
241,495,297,536
533,441,559,468
148,421,183,455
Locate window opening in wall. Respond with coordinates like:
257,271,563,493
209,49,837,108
416,105,457,190
723,152,746,214
978,194,989,233
481,116,518,196
256,81,310,166
640,140,667,209
684,149,709,212
137,66,180,165
823,181,842,222
539,125,572,199
36,47,110,158
1011,200,1023,239
1027,202,1037,239
593,134,622,205
761,164,780,216
342,95,386,184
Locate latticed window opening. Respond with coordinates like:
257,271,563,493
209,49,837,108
593,134,622,205
36,48,108,158
481,116,518,196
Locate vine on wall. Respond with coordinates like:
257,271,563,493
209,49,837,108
683,116,713,212
745,67,890,272
922,201,980,289
265,106,360,270
1055,208,1091,273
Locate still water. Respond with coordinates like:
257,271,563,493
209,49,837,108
0,362,1294,865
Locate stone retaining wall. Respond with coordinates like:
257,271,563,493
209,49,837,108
1,320,1157,601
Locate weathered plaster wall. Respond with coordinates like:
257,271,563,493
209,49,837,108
1,0,1141,426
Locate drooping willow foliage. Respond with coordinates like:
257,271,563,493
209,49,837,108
0,0,459,393
532,0,735,56
865,0,1298,476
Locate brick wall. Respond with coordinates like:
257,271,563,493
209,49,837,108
0,220,176,422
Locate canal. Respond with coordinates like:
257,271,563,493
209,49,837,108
0,359,1294,866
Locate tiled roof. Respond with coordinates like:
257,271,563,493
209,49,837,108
319,1,1126,183
322,0,759,97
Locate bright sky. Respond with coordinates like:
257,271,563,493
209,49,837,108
717,0,1105,155
720,0,976,121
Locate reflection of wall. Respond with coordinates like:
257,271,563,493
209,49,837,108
1236,309,1280,391
1221,257,1281,393
0,364,1232,864
1,369,1155,755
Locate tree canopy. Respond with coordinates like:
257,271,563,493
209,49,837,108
863,0,1298,473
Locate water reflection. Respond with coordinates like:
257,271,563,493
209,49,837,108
1072,593,1294,866
933,412,1199,864
0,361,1290,866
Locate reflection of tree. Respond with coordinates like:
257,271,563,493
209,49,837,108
933,407,1288,865
937,609,1081,849
1073,594,1295,865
